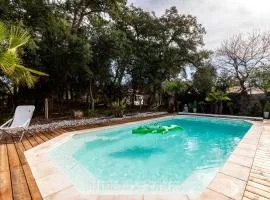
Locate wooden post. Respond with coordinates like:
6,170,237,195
139,95,142,111
45,98,49,120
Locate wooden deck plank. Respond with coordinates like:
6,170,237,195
10,167,31,200
57,129,68,134
31,133,45,144
13,138,42,200
244,191,269,200
0,142,12,200
14,142,27,166
25,135,39,147
42,131,54,140
249,177,270,187
7,139,32,200
51,129,63,135
242,123,270,199
21,164,42,200
247,181,270,193
246,185,270,199
46,131,59,138
0,170,13,200
37,132,50,142
6,143,21,169
0,143,9,172
21,137,33,151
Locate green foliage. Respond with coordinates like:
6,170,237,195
84,109,98,118
251,68,270,94
111,99,126,117
205,89,231,114
0,21,47,88
251,102,262,117
205,90,231,103
264,101,270,112
0,0,210,111
193,64,216,97
162,80,186,96
192,101,197,109
215,72,232,92
162,79,187,112
83,109,113,118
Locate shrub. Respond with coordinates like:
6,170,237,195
193,101,197,109
264,101,270,112
111,99,126,117
251,102,262,117
101,109,113,117
84,109,98,118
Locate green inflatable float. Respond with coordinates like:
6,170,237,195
132,125,183,135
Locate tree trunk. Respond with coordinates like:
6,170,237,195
11,85,18,114
219,102,223,114
168,95,175,113
214,103,218,114
228,104,233,114
132,88,136,108
89,80,95,111
239,80,247,95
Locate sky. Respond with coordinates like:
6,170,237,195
128,0,270,50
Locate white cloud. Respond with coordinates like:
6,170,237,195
128,0,270,50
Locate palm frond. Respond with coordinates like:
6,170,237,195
15,64,49,76
8,25,30,51
205,90,231,103
0,51,20,74
10,68,37,88
0,21,48,88
0,21,6,43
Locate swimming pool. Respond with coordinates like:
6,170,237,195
49,116,252,194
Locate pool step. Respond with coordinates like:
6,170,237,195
180,167,219,193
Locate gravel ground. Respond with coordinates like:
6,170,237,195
27,112,167,133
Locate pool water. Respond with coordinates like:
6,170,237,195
50,116,251,194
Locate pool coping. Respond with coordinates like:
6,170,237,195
179,112,264,121
24,115,263,200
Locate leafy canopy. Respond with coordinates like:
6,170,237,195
205,89,231,103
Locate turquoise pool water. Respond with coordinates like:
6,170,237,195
50,116,251,194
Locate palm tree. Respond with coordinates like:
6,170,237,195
162,80,186,112
205,89,231,114
0,21,47,87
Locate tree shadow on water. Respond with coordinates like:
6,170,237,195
108,146,164,159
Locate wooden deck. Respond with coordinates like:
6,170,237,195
0,130,55,200
243,121,270,200
0,116,270,200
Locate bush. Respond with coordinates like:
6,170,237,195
111,99,126,117
193,101,197,109
264,101,270,112
251,102,262,117
84,109,98,118
101,109,113,117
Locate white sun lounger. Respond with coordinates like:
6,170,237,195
0,105,35,142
